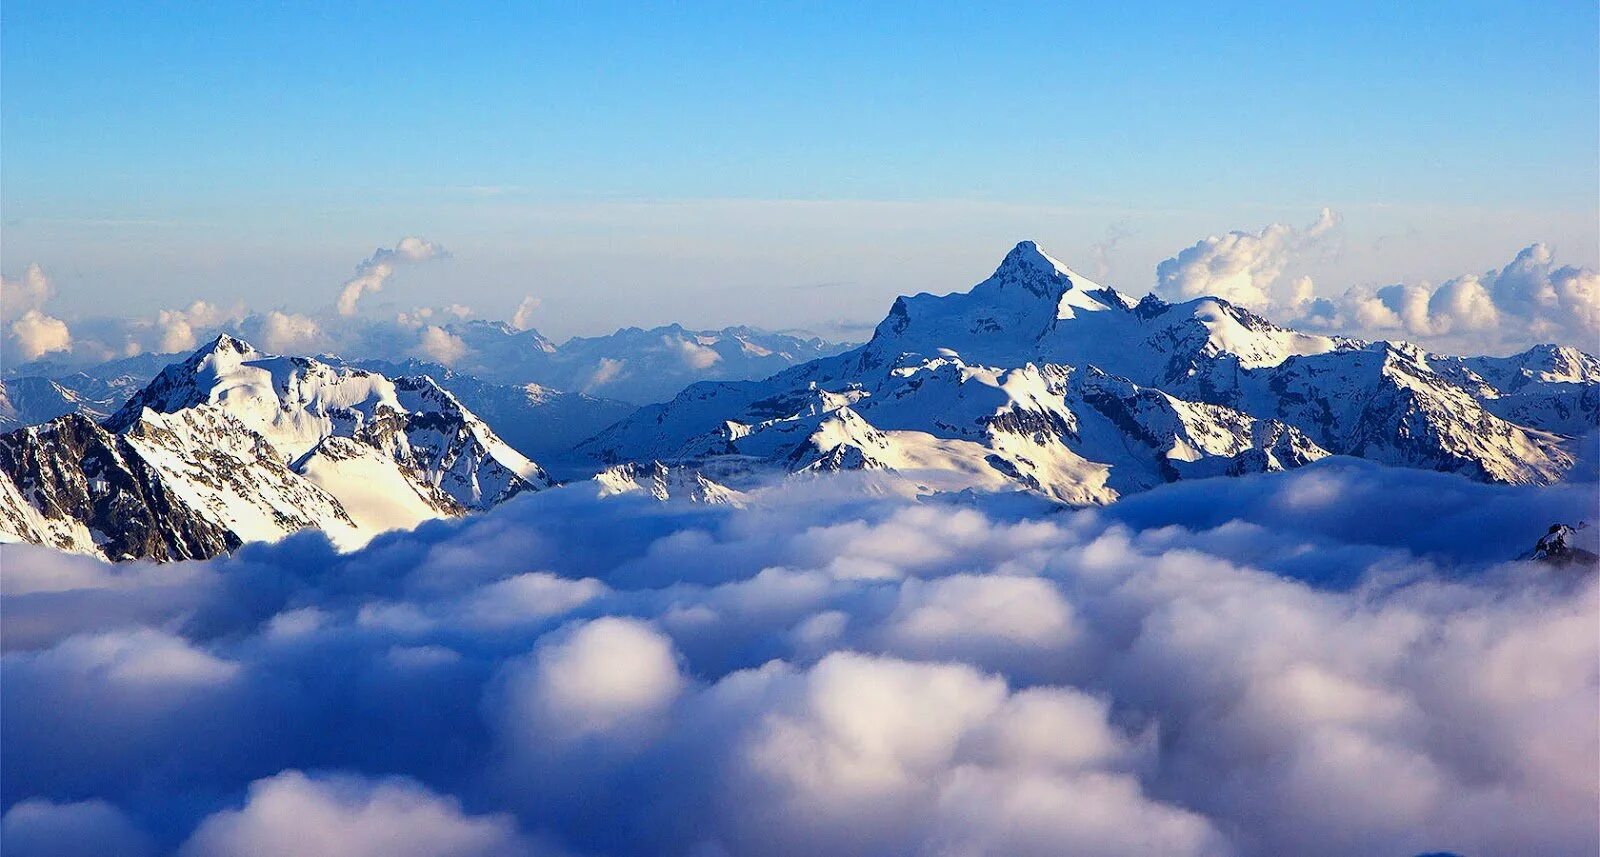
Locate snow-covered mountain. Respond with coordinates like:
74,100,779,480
413,321,850,403
1,354,636,476
342,358,635,468
4,241,1595,561
1524,522,1599,566
0,336,551,560
592,460,746,505
581,241,1595,500
1,377,111,430
0,369,152,431
4,323,847,426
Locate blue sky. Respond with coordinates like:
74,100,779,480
3,1,1597,338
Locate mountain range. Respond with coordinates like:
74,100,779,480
4,322,849,410
3,241,1595,561
419,321,849,403
582,241,1594,497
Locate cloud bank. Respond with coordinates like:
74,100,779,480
1328,242,1600,353
0,239,465,368
1156,211,1599,354
3,460,1595,857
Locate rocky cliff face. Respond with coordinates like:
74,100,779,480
1525,522,1600,567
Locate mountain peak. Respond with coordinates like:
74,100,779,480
196,333,259,358
993,240,1074,285
976,240,1124,322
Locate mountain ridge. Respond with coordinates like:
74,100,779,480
3,240,1595,561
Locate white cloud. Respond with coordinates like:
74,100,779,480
456,572,606,630
1155,213,1597,352
498,617,685,746
23,628,238,687
929,767,1224,857
1,463,1595,856
8,308,73,361
1156,208,1339,317
411,325,468,365
336,237,448,317
670,335,723,370
179,771,528,857
3,264,73,361
585,357,626,390
156,300,236,353
247,310,325,354
512,296,541,331
884,573,1075,657
1,262,55,317
1323,242,1600,351
717,652,1218,856
2,798,155,857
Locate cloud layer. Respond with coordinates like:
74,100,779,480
1329,242,1600,352
3,460,1595,857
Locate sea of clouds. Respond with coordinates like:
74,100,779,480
2,458,1596,857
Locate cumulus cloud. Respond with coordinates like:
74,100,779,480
1,236,461,367
180,770,529,857
496,617,685,748
337,237,448,317
717,651,1222,856
1,462,1595,856
411,325,469,366
2,264,73,362
883,573,1076,668
0,270,253,364
70,299,246,360
241,310,325,354
7,309,73,362
1156,208,1339,318
2,798,155,857
1325,243,1600,352
18,627,238,688
1,263,55,318
1157,214,1597,353
155,301,237,353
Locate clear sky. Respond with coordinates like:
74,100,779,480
3,1,1597,339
